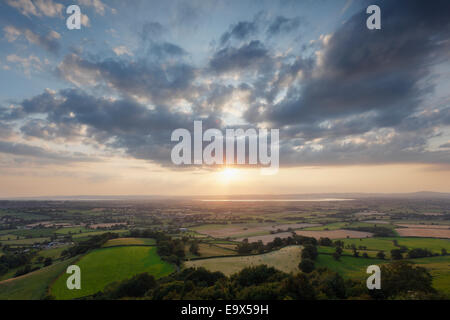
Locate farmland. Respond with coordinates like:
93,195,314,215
185,246,302,276
0,257,78,300
50,246,174,299
0,196,449,300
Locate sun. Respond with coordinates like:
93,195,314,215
218,168,240,183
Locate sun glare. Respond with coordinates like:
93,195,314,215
218,168,240,183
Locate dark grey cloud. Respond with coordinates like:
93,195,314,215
140,21,166,42
148,42,187,59
267,16,303,36
0,140,94,164
57,53,198,105
257,0,450,128
220,21,258,46
209,40,272,74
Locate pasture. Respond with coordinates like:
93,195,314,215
0,257,78,300
50,246,174,299
185,245,302,276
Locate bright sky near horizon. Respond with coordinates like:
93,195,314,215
0,0,449,197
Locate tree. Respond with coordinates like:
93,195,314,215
407,248,432,259
299,258,315,273
189,241,199,256
109,273,157,298
374,261,435,299
332,251,341,261
376,251,385,259
390,249,403,260
318,237,333,246
282,273,316,300
301,244,318,261
44,257,53,267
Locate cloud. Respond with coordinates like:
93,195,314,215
113,46,133,57
209,40,272,74
57,53,198,105
257,0,450,129
34,0,63,17
0,140,95,164
266,16,303,36
6,54,43,76
3,25,60,53
6,0,63,17
77,0,114,16
3,25,22,42
140,22,166,42
220,21,258,46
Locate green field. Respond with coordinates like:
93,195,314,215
55,227,93,235
1,237,51,246
315,254,386,279
185,245,302,276
102,237,156,247
37,245,71,260
339,237,450,255
50,246,174,299
411,256,450,295
0,257,78,300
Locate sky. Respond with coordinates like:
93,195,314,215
0,0,449,197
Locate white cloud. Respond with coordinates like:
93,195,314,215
34,0,64,17
6,54,43,76
6,0,39,17
6,0,63,17
4,26,22,42
113,46,133,57
81,13,91,27
78,0,108,15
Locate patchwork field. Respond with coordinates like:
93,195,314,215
396,228,450,238
341,237,450,251
192,223,319,239
185,246,302,276
294,229,373,240
396,224,450,229
50,246,174,299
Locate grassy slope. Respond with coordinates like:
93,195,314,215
411,255,450,295
315,254,386,280
50,246,174,299
0,257,78,300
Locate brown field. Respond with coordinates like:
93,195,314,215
89,222,127,229
354,211,385,216
294,229,373,240
194,223,319,238
396,228,450,238
396,224,450,229
238,229,373,244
